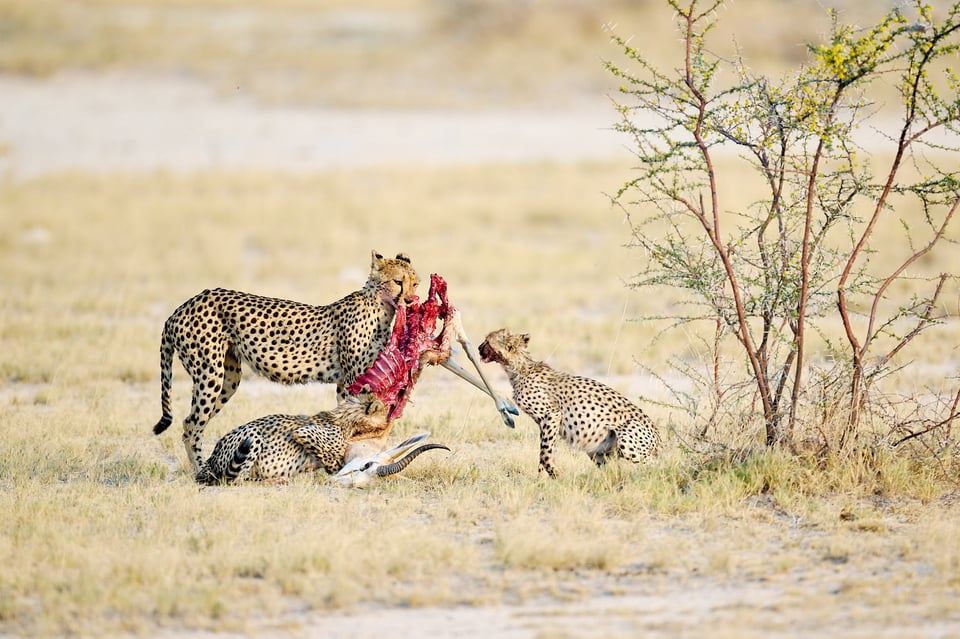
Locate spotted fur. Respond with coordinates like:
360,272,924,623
153,251,419,473
479,328,661,477
195,393,390,484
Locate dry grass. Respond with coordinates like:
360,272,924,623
1,163,959,636
2,0,960,635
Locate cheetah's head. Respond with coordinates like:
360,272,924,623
336,391,390,432
478,327,531,366
370,250,420,307
338,390,388,415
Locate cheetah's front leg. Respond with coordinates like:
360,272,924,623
536,413,563,478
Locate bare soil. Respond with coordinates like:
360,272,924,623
0,72,625,180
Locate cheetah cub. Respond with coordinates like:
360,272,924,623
195,393,391,485
479,328,661,477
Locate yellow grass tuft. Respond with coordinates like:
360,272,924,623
2,0,959,633
1,165,958,635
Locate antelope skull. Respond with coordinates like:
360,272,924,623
334,432,449,488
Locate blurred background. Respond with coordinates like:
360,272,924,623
0,0,907,178
1,0,935,399
1,0,935,411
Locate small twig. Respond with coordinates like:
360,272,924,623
893,385,960,446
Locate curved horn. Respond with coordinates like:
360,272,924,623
375,444,450,477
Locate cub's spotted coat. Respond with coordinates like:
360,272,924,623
195,393,390,484
479,328,661,476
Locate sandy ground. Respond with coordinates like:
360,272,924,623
2,72,947,183
3,72,959,638
0,72,628,180
251,583,958,639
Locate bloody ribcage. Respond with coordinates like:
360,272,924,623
348,274,450,420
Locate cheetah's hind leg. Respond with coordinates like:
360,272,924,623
216,346,243,413
181,346,233,473
588,429,619,467
613,419,659,464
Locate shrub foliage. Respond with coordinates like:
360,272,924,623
607,1,960,454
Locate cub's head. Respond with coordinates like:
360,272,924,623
479,327,531,367
333,391,391,440
370,251,420,306
338,391,390,425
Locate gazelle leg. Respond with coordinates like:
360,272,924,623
441,309,519,428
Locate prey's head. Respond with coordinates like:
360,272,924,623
334,432,449,488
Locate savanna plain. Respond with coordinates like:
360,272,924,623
1,1,959,637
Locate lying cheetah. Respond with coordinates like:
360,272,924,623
153,251,419,473
195,392,391,484
479,328,661,477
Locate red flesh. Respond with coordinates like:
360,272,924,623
348,274,455,420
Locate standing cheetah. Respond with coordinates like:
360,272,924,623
153,251,419,473
479,328,661,477
196,392,395,484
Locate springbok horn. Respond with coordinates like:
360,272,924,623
375,443,450,477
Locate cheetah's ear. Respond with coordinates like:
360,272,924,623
395,253,411,264
371,250,384,269
365,399,382,415
520,333,531,346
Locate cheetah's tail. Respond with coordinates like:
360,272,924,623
194,463,215,485
153,415,172,435
223,436,253,482
153,317,176,435
194,437,252,485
